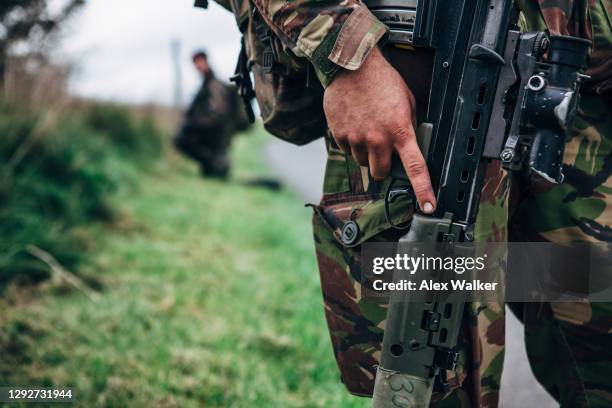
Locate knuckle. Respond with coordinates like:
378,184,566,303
348,134,365,146
405,159,426,176
333,132,348,142
389,125,413,143
367,137,386,151
411,182,430,196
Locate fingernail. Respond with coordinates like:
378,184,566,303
423,202,434,214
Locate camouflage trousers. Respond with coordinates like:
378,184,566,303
311,93,612,406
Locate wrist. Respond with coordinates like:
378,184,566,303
327,46,384,88
312,6,388,88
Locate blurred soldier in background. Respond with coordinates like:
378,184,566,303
174,50,250,179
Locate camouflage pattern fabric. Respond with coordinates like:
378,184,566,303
508,93,612,407
209,0,330,146
244,7,328,145
205,0,612,404
311,133,509,406
310,2,611,407
507,1,612,405
248,0,388,86
312,90,612,408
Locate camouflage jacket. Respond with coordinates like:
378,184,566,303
215,0,610,93
227,0,388,87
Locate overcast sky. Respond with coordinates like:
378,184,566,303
59,0,241,106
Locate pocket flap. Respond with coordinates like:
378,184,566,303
310,195,413,248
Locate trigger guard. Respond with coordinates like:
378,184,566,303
384,178,415,230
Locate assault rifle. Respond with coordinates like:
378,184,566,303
364,0,591,406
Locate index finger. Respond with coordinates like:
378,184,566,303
394,131,436,214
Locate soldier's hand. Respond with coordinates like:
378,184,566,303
323,47,436,213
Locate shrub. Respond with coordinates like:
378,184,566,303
0,100,164,286
83,103,163,161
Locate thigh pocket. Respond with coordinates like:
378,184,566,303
309,194,413,396
311,195,413,248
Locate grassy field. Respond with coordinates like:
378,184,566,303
0,129,370,407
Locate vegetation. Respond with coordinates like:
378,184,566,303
0,100,163,286
0,0,372,404
0,110,369,406
0,0,85,82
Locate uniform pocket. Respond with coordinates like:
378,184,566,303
309,193,412,396
311,193,413,248
251,65,327,145
243,7,328,145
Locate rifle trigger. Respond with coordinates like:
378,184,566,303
388,187,412,203
384,178,414,230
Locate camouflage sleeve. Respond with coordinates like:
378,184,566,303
250,0,388,87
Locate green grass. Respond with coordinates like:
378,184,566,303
0,101,164,286
0,129,370,407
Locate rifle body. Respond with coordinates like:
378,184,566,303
367,0,590,406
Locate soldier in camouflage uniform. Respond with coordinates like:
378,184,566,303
208,0,611,405
174,50,248,179
507,2,612,406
